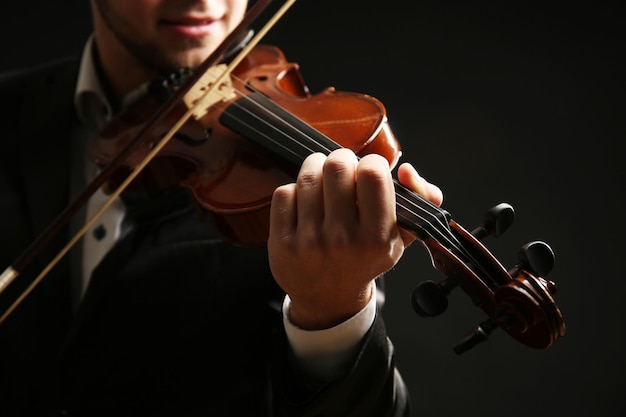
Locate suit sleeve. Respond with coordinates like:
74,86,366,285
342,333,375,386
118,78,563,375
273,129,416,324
270,303,411,417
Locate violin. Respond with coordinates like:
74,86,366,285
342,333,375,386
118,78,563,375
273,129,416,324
0,0,565,354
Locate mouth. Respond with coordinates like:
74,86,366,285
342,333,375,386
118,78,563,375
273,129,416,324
159,16,220,38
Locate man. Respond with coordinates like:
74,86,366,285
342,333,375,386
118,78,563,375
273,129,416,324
0,0,442,415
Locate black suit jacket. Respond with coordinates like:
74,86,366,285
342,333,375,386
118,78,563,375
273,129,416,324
0,58,409,417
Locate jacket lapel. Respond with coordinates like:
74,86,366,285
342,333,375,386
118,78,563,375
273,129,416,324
14,59,79,322
17,59,78,248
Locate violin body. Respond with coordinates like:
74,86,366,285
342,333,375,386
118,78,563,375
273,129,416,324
91,45,401,244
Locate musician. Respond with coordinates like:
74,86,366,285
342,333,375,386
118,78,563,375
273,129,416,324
0,0,442,415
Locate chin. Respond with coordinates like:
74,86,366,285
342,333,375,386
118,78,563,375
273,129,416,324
173,50,214,71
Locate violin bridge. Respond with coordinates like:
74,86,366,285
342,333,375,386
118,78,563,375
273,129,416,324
183,64,237,119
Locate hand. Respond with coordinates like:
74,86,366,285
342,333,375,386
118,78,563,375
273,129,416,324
268,149,442,330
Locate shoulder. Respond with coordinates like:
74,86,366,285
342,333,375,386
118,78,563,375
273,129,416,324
0,57,80,98
0,58,79,130
0,57,79,81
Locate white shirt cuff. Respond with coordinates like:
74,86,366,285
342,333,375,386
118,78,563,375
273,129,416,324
282,282,377,379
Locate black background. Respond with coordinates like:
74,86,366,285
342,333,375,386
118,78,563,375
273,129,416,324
1,1,624,415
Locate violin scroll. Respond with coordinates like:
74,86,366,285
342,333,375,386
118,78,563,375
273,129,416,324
411,203,566,354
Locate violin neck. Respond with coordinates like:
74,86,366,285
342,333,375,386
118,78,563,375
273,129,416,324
394,179,451,240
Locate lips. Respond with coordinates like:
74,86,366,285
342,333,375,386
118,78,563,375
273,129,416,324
159,16,219,37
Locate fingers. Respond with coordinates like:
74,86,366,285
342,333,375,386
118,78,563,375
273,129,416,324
296,149,391,245
354,153,397,240
270,151,443,249
269,182,297,245
397,162,443,206
294,152,326,240
268,152,331,252
322,149,359,236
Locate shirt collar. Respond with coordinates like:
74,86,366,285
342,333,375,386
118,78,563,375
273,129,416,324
74,35,112,130
74,29,254,130
75,35,151,131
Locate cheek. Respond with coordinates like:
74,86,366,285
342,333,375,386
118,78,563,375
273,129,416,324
228,0,248,27
118,0,160,33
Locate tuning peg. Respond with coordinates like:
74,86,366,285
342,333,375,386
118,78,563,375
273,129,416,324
453,317,500,354
411,275,460,317
471,203,515,240
511,241,555,278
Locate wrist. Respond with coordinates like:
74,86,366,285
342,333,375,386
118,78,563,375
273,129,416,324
287,282,375,330
282,287,378,363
